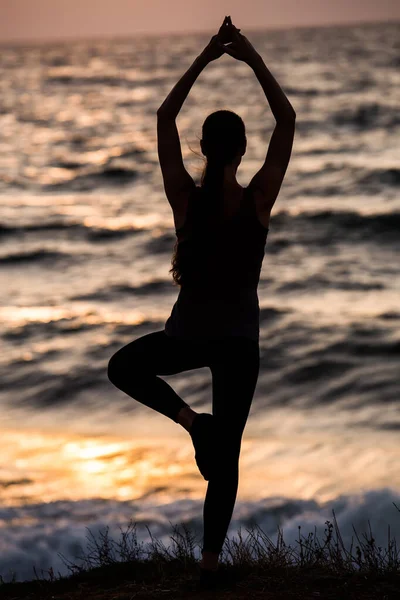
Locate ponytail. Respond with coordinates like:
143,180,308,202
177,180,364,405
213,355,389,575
169,109,246,287
200,150,230,224
200,134,241,227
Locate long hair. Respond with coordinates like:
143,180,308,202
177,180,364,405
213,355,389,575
169,110,246,287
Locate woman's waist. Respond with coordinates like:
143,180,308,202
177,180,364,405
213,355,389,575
177,285,258,305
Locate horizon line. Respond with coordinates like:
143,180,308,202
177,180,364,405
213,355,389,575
0,17,397,48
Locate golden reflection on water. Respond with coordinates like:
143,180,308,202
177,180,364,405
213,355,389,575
2,421,400,509
2,428,203,507
2,427,208,508
0,305,147,327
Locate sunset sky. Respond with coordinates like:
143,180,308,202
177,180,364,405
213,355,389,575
1,0,399,43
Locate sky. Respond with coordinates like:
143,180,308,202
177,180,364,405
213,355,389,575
1,0,399,43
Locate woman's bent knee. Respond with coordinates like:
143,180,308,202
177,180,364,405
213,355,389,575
107,352,122,385
107,345,150,386
107,347,134,385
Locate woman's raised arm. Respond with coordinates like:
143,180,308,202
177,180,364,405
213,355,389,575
223,26,296,123
157,16,234,119
157,56,207,120
250,55,296,123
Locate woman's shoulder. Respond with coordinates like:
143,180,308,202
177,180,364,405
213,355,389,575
245,184,270,230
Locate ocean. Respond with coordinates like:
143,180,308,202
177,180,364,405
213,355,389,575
0,20,399,581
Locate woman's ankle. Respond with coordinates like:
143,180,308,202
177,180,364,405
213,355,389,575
200,551,219,571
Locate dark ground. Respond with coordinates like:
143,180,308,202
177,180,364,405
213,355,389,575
1,560,399,599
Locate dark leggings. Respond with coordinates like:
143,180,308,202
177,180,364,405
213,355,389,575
107,330,260,555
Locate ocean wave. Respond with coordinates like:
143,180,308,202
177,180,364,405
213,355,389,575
278,275,384,293
259,306,290,323
331,102,400,129
0,249,68,265
0,221,140,242
357,168,400,187
45,74,126,86
70,280,170,302
43,166,138,191
271,209,400,243
283,86,320,97
0,165,139,191
379,311,400,320
0,488,399,582
45,71,161,88
297,145,358,156
292,168,400,197
282,357,354,384
327,337,400,359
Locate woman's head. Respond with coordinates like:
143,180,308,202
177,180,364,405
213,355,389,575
200,109,247,191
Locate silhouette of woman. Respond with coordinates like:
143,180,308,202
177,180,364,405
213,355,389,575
108,16,296,589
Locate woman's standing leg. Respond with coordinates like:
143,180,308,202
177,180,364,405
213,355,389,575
107,330,208,424
201,336,260,568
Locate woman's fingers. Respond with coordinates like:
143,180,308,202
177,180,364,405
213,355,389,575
218,19,227,32
221,44,240,59
227,16,241,33
218,17,229,34
216,16,242,58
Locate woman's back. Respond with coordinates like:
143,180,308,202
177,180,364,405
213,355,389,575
164,184,269,341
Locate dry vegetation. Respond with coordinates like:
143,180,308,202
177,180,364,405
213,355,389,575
1,507,400,599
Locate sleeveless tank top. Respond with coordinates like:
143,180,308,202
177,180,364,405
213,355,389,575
164,184,269,342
